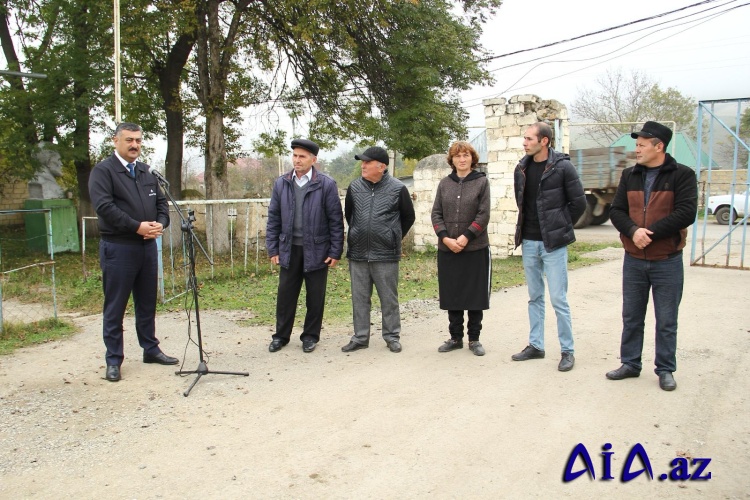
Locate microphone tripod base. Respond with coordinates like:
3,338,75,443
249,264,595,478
176,361,249,397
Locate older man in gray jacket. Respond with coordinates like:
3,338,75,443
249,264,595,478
341,146,415,354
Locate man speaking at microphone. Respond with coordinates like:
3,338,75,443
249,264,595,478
89,122,178,382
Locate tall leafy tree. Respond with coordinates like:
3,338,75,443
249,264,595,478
187,0,499,252
120,0,198,197
571,68,696,145
0,0,113,216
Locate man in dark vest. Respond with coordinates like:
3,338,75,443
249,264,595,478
341,146,415,354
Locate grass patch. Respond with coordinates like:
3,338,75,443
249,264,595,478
1,222,622,352
0,318,77,355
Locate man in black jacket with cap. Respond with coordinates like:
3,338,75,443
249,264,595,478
606,121,697,391
341,146,415,354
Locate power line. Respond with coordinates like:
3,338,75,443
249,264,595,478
486,0,741,74
480,0,725,62
463,1,749,108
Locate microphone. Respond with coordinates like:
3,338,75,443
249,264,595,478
148,166,170,186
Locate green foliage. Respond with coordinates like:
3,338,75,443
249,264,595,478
325,148,360,187
252,131,288,159
741,107,750,136
1,0,501,205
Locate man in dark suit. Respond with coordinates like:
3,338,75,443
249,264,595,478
88,122,178,382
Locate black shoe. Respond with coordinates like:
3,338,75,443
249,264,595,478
606,364,640,380
143,352,179,365
341,341,368,352
468,341,485,356
268,339,285,353
659,372,677,391
511,345,545,361
302,340,317,353
438,339,463,352
105,365,120,382
558,352,575,372
387,340,402,353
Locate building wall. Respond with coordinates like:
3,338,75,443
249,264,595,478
413,94,569,257
0,180,29,225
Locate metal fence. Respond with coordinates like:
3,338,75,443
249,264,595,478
691,98,750,269
0,209,58,333
82,198,272,303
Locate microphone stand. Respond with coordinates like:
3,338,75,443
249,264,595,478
156,176,249,396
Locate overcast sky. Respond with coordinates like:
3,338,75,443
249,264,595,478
144,0,750,165
461,0,750,127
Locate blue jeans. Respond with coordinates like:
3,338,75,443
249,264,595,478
522,240,574,354
621,252,683,374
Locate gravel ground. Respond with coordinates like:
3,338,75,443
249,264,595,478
1,234,748,498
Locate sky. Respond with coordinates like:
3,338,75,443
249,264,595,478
460,0,750,128
64,0,750,166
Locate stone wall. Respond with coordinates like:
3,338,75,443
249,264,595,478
0,180,29,225
413,94,569,257
698,169,748,197
411,154,449,250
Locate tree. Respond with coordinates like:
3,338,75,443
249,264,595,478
0,0,113,217
571,68,696,145
121,0,197,197
186,0,499,252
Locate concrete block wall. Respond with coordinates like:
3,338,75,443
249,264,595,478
412,154,449,250
0,180,29,225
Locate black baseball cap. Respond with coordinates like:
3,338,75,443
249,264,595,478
291,138,319,156
354,146,389,166
631,121,673,148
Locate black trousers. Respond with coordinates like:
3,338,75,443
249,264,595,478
274,245,329,343
99,239,161,366
448,310,483,342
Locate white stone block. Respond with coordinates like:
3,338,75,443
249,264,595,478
507,136,524,149
485,116,501,129
510,94,539,104
499,125,521,137
496,150,521,162
483,97,506,106
486,137,507,151
517,113,538,126
499,114,518,127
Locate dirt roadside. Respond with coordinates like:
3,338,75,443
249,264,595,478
1,230,748,498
